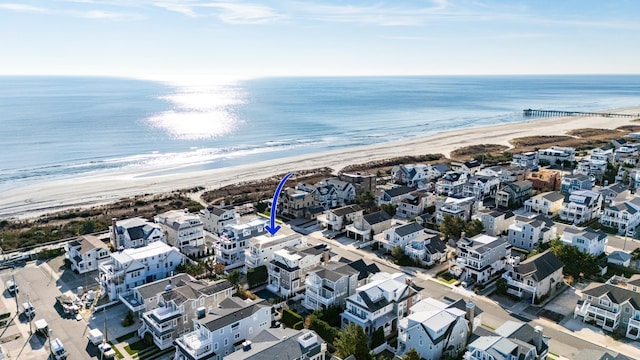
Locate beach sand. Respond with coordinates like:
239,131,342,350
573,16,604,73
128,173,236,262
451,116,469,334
2,107,639,219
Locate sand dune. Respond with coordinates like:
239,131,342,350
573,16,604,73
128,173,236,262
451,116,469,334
1,107,639,219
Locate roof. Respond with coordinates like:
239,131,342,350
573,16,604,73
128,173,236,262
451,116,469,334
202,298,268,331
332,204,363,217
541,191,564,202
206,205,231,216
111,241,179,264
608,251,632,263
69,235,108,254
562,226,607,241
363,211,392,225
515,251,564,281
394,222,425,237
582,283,640,310
135,273,194,300
224,328,324,360
384,186,414,198
425,235,447,255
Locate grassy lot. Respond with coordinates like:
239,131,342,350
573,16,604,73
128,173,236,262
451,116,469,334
124,339,147,356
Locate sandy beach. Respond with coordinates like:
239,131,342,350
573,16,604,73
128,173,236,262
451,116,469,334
2,107,639,220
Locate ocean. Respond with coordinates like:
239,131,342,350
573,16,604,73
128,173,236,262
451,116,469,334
2,75,640,191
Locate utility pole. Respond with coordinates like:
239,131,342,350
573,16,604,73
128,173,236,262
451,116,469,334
27,293,32,335
12,272,18,313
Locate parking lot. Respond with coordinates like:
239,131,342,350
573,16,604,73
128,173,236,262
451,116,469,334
0,256,136,359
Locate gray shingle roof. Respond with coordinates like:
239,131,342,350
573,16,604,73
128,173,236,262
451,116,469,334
583,283,640,310
332,204,363,217
363,211,392,225
385,186,414,198
516,251,563,282
202,298,268,331
394,222,425,237
541,191,564,202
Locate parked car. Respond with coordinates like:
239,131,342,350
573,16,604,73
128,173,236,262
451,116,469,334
22,302,35,318
6,279,18,294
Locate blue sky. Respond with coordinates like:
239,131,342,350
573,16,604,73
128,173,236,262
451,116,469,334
0,0,638,79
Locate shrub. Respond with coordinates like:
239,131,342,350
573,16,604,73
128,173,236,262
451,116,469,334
247,265,268,288
293,321,304,330
282,308,303,328
308,316,338,343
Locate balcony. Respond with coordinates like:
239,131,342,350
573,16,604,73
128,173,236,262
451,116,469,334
120,292,145,313
574,302,620,331
175,331,212,360
503,275,536,294
627,318,640,339
142,307,181,335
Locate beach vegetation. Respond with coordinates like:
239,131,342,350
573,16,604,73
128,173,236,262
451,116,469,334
549,238,600,279
450,144,510,162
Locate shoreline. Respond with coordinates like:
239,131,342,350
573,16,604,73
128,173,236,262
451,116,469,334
2,106,639,220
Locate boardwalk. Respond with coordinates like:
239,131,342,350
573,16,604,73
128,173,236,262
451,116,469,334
523,109,639,118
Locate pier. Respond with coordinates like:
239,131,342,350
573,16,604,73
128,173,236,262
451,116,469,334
523,109,639,118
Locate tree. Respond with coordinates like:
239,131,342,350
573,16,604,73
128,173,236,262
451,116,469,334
370,327,385,348
549,239,600,279
439,214,465,240
355,191,378,213
391,245,404,261
334,323,371,360
380,203,396,217
403,349,421,360
247,265,268,288
226,270,241,290
496,277,508,295
603,162,619,185
464,219,484,238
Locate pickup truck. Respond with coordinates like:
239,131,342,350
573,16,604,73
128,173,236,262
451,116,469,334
51,338,68,360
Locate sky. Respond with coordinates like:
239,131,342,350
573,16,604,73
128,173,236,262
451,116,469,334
0,0,639,79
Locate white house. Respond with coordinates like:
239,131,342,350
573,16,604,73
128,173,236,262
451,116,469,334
507,214,557,251
155,210,205,252
502,251,564,303
345,211,393,242
341,273,420,336
396,190,435,219
538,146,575,165
316,204,364,231
317,178,356,205
377,186,415,206
600,197,640,235
397,298,473,360
559,190,602,225
267,245,328,297
199,205,236,235
173,298,271,360
213,218,267,270
462,175,500,200
436,172,469,196
449,234,512,286
523,191,565,216
109,217,166,250
435,196,478,225
376,222,426,252
303,259,379,311
560,226,608,256
64,235,110,274
99,241,185,301
451,159,483,176
576,158,608,183
391,164,430,186
244,232,304,270
512,152,539,170
474,209,515,237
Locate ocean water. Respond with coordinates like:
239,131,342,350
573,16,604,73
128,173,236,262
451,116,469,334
1,75,640,191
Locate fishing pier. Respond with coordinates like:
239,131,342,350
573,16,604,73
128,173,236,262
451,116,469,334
523,109,638,118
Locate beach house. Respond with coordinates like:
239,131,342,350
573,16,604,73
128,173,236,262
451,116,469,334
199,204,236,235
244,232,304,271
99,241,185,301
507,214,557,251
345,210,393,242
560,226,608,256
266,245,329,297
449,234,512,286
154,209,205,252
109,217,166,250
173,298,271,360
341,272,420,336
138,278,235,349
502,251,564,303
600,196,640,235
316,204,364,231
559,190,602,225
523,191,565,216
213,217,267,270
64,235,110,274
474,209,515,237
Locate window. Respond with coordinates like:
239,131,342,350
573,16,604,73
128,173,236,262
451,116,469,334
224,338,228,346
234,333,240,339
599,299,611,307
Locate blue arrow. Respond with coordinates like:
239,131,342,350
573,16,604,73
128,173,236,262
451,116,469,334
265,173,292,236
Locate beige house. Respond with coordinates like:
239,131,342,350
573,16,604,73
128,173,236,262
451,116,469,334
523,191,564,216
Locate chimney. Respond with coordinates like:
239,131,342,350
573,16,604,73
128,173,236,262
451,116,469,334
405,277,414,315
220,200,225,207
111,218,118,250
323,250,330,264
533,326,544,353
460,231,466,240
465,301,476,331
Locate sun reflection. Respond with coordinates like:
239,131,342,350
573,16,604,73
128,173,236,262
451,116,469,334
146,82,246,140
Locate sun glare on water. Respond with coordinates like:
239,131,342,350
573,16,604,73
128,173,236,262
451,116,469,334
146,81,246,140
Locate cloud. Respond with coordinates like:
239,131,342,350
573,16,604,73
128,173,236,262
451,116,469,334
154,1,285,24
0,3,47,12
